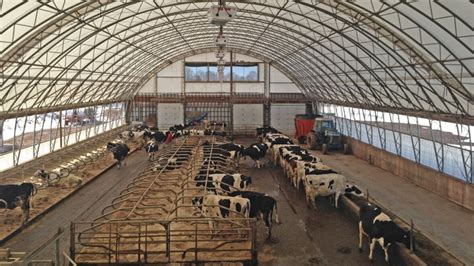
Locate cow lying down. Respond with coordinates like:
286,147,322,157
34,169,82,188
304,174,364,209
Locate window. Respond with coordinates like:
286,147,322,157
232,65,258,81
185,65,208,81
185,63,259,82
209,65,231,81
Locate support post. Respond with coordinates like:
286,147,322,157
70,222,75,262
54,228,62,266
263,62,271,126
410,219,414,253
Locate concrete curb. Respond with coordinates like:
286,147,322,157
0,147,138,245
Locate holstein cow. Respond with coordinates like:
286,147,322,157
107,142,130,168
143,130,167,143
118,130,134,140
228,191,280,239
192,194,251,234
289,160,335,189
0,183,36,225
359,204,414,262
34,169,82,188
144,140,159,161
196,173,252,194
243,143,268,168
304,173,363,209
256,126,279,138
218,143,245,163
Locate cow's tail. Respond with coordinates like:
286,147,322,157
30,183,38,196
246,200,251,219
273,201,281,224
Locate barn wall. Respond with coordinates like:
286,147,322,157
157,61,182,93
270,65,300,93
233,104,264,135
347,137,474,211
157,103,184,130
140,76,156,93
137,52,305,131
139,52,299,95
271,104,306,136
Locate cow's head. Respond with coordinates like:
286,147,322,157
401,231,415,251
241,175,252,185
106,142,117,150
192,197,203,209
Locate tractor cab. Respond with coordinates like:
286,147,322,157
305,116,349,154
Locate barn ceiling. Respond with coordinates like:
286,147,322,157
0,0,472,120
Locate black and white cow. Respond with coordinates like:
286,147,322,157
243,143,268,168
0,183,36,225
304,173,342,208
256,126,279,137
107,142,130,168
196,173,252,194
359,204,414,262
228,191,280,239
304,173,363,209
118,130,134,140
143,130,167,143
289,160,334,188
218,143,245,160
144,140,159,161
192,194,251,234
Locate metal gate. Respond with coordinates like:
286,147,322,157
185,101,232,132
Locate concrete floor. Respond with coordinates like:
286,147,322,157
1,150,149,262
2,144,403,265
311,148,474,265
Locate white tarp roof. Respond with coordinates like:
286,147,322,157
0,0,472,119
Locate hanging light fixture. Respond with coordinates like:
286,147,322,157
208,0,237,82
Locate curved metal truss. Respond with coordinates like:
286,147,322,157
1,0,472,121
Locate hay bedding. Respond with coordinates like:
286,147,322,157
76,138,253,263
0,142,139,241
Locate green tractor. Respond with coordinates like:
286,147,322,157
306,117,349,154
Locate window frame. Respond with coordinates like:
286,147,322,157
184,62,261,83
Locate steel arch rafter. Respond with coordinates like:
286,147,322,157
325,0,471,104
0,0,472,121
3,6,380,113
0,1,448,111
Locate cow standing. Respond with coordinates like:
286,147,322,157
304,173,356,209
228,191,280,239
107,142,130,168
192,194,251,235
144,140,159,161
359,204,414,262
243,143,268,168
218,143,245,163
196,173,252,194
0,183,36,225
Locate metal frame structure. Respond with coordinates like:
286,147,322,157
71,134,257,264
323,103,473,183
0,1,471,120
0,103,126,170
0,1,472,181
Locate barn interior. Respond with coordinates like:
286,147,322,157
0,1,473,265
